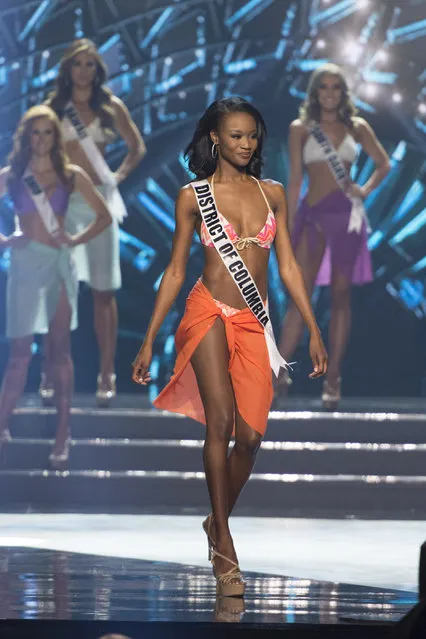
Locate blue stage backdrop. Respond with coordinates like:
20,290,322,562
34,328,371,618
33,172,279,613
0,0,425,397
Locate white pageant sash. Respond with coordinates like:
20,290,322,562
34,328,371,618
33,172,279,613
23,170,60,235
310,123,368,234
191,179,290,378
64,101,127,223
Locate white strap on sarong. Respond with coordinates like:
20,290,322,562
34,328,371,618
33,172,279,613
191,178,290,378
309,123,368,234
23,170,60,235
64,101,127,223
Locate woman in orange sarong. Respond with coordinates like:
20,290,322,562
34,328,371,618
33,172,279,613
132,97,327,597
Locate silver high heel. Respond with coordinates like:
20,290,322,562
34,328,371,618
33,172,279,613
322,377,342,411
0,429,11,444
49,437,71,469
39,374,55,407
0,429,11,467
96,373,116,407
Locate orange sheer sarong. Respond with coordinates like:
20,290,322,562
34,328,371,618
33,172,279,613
153,279,273,435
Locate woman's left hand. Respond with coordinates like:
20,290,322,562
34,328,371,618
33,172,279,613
51,229,75,247
308,332,328,379
347,183,366,200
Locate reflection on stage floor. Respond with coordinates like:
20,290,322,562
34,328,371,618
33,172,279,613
0,546,415,624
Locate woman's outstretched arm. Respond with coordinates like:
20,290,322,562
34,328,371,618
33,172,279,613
132,185,197,384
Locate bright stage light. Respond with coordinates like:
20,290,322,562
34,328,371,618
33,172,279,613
357,0,369,9
376,49,388,62
317,39,326,49
365,84,378,98
418,104,426,115
392,92,403,103
343,41,363,63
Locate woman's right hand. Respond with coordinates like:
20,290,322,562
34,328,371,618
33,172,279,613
132,343,153,385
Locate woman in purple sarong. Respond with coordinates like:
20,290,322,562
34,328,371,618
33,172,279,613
277,63,390,409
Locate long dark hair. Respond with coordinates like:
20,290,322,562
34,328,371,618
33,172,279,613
184,97,267,179
7,105,73,203
300,63,357,129
46,38,116,138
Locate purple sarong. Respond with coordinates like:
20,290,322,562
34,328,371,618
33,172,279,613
292,190,373,287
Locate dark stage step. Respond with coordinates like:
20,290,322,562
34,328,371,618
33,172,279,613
4,438,426,475
1,396,426,516
10,406,426,443
0,468,425,516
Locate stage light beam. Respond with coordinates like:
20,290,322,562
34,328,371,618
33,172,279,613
141,7,174,49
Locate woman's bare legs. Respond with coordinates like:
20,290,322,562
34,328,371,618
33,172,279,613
191,318,238,577
41,288,117,401
48,286,74,456
278,227,327,366
0,336,33,438
327,267,352,387
40,334,55,404
205,407,263,544
226,409,262,515
92,289,118,391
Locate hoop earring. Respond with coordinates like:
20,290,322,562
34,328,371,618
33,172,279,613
211,143,218,159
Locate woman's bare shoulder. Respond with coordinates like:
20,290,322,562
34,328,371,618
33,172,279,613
259,179,286,206
177,183,199,214
290,118,309,135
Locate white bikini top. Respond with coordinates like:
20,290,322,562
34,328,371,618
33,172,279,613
303,132,358,165
62,116,107,144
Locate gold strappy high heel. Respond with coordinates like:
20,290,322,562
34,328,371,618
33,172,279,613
211,547,245,598
322,377,342,411
96,373,116,407
202,514,215,560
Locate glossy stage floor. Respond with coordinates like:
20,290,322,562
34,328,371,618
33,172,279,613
0,394,425,638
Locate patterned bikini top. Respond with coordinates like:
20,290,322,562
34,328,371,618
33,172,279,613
200,175,276,251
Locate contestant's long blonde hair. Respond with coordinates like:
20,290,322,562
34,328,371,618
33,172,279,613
299,63,357,128
47,38,116,138
7,105,72,200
